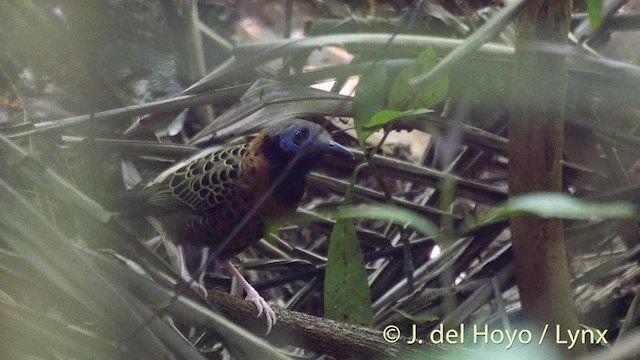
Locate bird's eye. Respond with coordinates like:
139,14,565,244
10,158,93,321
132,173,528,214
292,128,309,146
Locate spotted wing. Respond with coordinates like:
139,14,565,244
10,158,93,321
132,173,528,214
146,143,251,212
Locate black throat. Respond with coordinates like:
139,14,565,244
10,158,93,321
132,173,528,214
261,136,320,207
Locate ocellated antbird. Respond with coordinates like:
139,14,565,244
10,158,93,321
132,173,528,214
118,119,353,332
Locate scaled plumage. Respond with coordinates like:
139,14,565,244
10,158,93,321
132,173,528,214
140,119,352,332
144,119,351,257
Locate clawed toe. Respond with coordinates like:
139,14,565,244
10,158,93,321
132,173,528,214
224,260,276,334
246,293,276,334
190,281,208,298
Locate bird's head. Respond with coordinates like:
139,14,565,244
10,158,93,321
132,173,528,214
262,119,353,168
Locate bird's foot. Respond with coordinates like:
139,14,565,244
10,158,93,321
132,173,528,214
245,287,276,334
223,260,276,334
180,268,208,298
177,245,208,298
189,281,208,298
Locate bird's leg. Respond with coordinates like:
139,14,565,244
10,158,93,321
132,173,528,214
197,246,210,286
223,260,276,334
147,216,208,297
177,244,208,298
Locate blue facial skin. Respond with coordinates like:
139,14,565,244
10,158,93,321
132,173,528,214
263,120,353,206
278,124,353,159
279,124,309,153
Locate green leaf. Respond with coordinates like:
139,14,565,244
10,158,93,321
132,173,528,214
388,45,448,111
324,166,373,325
587,0,603,28
353,62,388,148
338,204,441,242
472,193,638,227
366,108,433,129
324,217,373,325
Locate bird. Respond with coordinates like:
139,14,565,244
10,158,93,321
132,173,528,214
128,119,353,333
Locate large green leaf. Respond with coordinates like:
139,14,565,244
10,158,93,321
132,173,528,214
388,45,448,111
353,62,388,148
471,192,638,228
338,204,442,242
326,203,443,323
324,216,373,325
324,166,373,325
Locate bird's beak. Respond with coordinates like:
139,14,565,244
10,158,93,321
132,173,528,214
326,140,354,159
